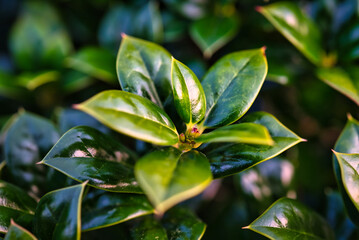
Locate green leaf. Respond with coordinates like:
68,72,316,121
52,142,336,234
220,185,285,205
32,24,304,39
130,217,168,240
190,15,239,58
116,35,172,107
75,90,178,146
0,180,37,234
338,19,359,61
197,123,273,145
333,115,359,225
171,58,206,125
66,47,117,84
246,198,335,240
4,221,37,240
4,111,60,194
17,71,60,91
317,66,359,106
162,207,206,240
82,190,154,231
258,2,323,65
34,182,86,240
333,152,359,212
0,71,28,100
201,48,268,128
135,148,212,214
9,2,72,70
41,126,141,193
61,70,94,94
203,112,304,178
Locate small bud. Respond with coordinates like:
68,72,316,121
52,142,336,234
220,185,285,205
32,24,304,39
179,133,186,142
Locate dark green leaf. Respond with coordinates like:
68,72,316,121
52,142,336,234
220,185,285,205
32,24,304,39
197,123,273,145
162,207,206,240
17,71,60,91
204,112,304,178
75,90,178,145
116,35,172,107
131,217,168,240
190,15,239,58
258,2,323,65
66,47,117,84
339,19,359,61
201,48,268,128
4,111,59,194
9,2,72,70
246,198,335,240
82,190,154,231
34,182,86,240
0,180,37,234
4,221,37,240
61,70,94,94
41,126,141,193
135,148,212,214
0,71,27,100
171,58,206,125
317,66,359,106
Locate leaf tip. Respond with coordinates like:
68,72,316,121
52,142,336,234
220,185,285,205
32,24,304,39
347,113,354,121
72,104,81,110
301,138,308,142
242,225,250,229
82,180,89,186
255,6,263,13
121,32,128,38
331,149,338,155
260,46,267,56
36,160,44,165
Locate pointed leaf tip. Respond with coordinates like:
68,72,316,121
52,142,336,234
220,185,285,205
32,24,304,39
242,226,250,229
301,138,308,142
121,32,127,38
36,161,43,165
347,113,354,121
255,6,263,12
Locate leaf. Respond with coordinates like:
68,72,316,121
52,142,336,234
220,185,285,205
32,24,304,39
82,190,154,231
75,90,178,146
317,66,359,106
246,198,335,239
196,123,273,145
338,19,359,61
162,207,206,240
171,58,206,125
66,47,117,84
333,115,359,225
0,71,28,100
0,180,37,234
34,182,86,240
4,221,37,240
203,112,304,178
17,70,60,91
190,15,239,58
258,2,323,65
130,217,168,240
41,126,141,193
9,2,72,70
3,111,60,194
135,148,212,214
116,35,172,107
61,70,94,94
201,48,268,128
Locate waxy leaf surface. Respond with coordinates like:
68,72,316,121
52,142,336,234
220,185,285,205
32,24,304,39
131,217,168,240
197,123,273,145
4,221,37,240
190,15,239,58
34,182,86,240
135,148,212,214
259,2,323,65
76,90,178,146
82,190,153,231
203,112,303,178
41,126,141,193
171,58,206,124
0,181,37,233
117,35,172,107
201,49,267,128
247,198,335,240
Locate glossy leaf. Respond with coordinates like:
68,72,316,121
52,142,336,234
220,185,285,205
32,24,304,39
4,111,59,194
34,182,86,240
17,70,60,91
66,47,117,84
116,35,172,107
258,2,323,65
0,180,37,233
203,112,304,178
82,190,154,231
130,217,168,240
162,207,206,240
246,198,335,239
190,15,239,58
135,148,212,214
171,58,206,125
201,48,268,128
41,126,141,193
197,123,273,145
9,2,72,70
75,90,178,145
4,221,37,240
317,66,359,105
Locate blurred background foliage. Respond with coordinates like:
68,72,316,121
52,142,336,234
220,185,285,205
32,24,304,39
0,0,359,239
